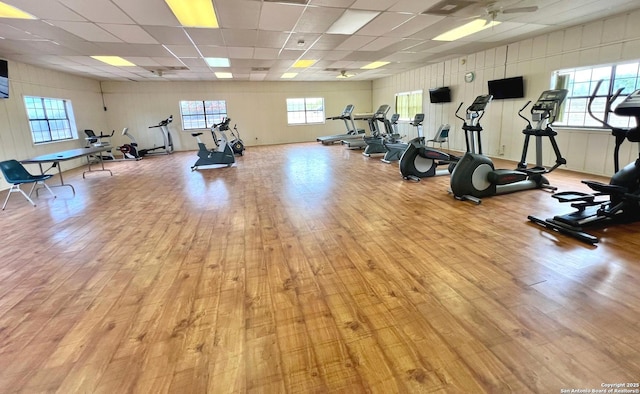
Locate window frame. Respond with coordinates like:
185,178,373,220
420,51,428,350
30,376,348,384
395,90,423,121
179,100,228,130
552,61,640,130
286,97,325,125
24,96,77,144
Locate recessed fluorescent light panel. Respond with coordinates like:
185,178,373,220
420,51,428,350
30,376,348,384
433,19,500,41
292,59,316,68
215,72,233,79
0,1,36,19
281,73,298,79
205,57,230,67
91,56,136,66
326,10,380,35
361,61,389,70
165,0,219,28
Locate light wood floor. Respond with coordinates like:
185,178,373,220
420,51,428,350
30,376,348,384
1,143,639,393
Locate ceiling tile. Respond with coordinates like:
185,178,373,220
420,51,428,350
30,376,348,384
110,0,179,26
335,35,376,50
350,0,399,11
259,3,306,31
357,12,413,36
95,43,170,57
144,26,193,45
52,21,122,43
215,0,262,29
228,47,255,59
222,29,258,47
184,28,225,46
98,24,159,44
295,6,344,33
164,44,200,57
57,0,135,24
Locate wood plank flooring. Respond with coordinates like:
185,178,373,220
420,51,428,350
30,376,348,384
0,143,639,393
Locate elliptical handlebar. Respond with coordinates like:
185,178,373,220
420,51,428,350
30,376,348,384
587,80,624,130
518,101,533,129
454,102,465,122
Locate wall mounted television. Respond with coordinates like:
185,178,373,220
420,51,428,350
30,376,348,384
0,60,8,99
429,87,451,103
487,76,524,99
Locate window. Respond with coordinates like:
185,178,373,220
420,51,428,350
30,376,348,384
286,98,325,125
395,90,423,120
180,100,227,130
24,96,77,144
553,62,640,129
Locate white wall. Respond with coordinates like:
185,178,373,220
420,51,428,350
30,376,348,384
0,61,107,190
373,8,640,177
100,80,373,151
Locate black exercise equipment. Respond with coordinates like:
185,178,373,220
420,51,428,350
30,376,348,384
450,90,567,203
400,96,492,182
528,82,640,244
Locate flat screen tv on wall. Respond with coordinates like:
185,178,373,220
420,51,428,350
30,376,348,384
487,76,524,99
0,60,8,99
429,87,451,103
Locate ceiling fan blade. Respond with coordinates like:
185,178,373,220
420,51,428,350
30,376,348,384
502,5,539,14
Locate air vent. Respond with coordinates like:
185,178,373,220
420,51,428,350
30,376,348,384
251,67,270,72
264,0,309,4
324,68,340,72
422,0,474,15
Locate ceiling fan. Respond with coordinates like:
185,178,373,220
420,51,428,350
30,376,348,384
336,70,356,79
475,2,539,21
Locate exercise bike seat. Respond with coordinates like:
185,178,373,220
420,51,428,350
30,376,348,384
582,180,628,195
487,169,527,185
191,132,203,137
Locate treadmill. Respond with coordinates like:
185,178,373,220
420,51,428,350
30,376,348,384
343,105,390,150
316,104,365,145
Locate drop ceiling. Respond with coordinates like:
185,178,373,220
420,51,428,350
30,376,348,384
0,0,639,82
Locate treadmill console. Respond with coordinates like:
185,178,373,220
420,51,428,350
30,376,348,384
342,104,355,117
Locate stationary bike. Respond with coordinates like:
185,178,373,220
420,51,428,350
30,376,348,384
190,117,235,171
117,127,142,161
400,95,492,182
528,84,640,244
139,115,174,156
450,89,568,204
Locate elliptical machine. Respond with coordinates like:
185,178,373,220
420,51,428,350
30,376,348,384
190,117,235,171
139,115,174,156
528,83,640,244
400,96,493,182
381,113,422,164
450,90,567,204
229,123,245,156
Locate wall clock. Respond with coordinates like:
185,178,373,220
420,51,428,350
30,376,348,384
465,71,475,83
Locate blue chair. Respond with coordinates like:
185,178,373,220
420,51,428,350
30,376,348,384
0,159,55,210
